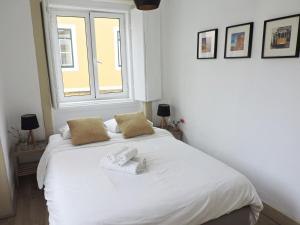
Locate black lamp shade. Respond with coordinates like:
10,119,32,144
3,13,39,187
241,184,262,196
21,114,39,130
157,104,170,117
134,0,161,10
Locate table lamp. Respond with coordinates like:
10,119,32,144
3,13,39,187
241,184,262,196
21,114,39,145
134,0,161,10
157,104,170,129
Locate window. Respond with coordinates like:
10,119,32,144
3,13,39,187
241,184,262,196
50,11,129,102
57,24,79,72
114,28,122,70
117,31,122,68
58,28,74,68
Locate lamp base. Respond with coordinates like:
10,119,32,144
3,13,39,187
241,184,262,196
160,117,168,129
27,130,36,145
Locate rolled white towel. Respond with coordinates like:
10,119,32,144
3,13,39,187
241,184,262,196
132,157,147,170
100,157,146,175
116,148,138,166
106,146,129,163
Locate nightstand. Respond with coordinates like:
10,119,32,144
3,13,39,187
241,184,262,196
13,141,48,186
166,126,183,141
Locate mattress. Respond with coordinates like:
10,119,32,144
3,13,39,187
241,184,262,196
37,128,263,225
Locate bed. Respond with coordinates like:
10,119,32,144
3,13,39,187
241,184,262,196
37,128,263,225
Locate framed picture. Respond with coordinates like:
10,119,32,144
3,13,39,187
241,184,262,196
197,29,218,59
262,14,300,58
224,22,254,58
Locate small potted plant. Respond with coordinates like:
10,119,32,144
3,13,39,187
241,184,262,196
171,118,185,131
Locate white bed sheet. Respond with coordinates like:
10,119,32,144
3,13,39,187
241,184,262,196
37,128,263,225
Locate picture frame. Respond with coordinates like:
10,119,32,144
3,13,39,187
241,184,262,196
197,29,218,59
262,14,300,58
224,22,254,58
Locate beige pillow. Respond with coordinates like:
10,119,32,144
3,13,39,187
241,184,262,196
115,112,155,139
67,118,110,145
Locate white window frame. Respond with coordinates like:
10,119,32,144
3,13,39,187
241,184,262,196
49,9,130,104
58,24,79,72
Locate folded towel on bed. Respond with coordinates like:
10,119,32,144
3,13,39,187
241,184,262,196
106,146,129,163
100,156,146,175
132,156,147,168
116,148,138,166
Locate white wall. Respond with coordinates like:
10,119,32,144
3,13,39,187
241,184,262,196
158,0,300,222
0,55,14,215
0,0,45,141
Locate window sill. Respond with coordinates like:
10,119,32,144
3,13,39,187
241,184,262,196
57,98,139,110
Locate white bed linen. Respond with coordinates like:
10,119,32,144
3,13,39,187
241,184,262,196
37,128,263,225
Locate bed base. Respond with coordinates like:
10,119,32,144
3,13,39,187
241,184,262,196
202,206,251,225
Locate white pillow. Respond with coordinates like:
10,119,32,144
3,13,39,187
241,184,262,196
104,118,120,133
59,125,71,140
104,118,154,133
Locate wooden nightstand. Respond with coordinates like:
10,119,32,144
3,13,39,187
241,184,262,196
166,126,183,141
13,141,48,186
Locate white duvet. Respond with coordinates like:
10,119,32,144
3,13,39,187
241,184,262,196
37,128,263,225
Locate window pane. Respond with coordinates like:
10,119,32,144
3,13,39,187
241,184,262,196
58,29,72,39
59,39,72,53
57,16,91,97
61,53,73,66
93,17,123,94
